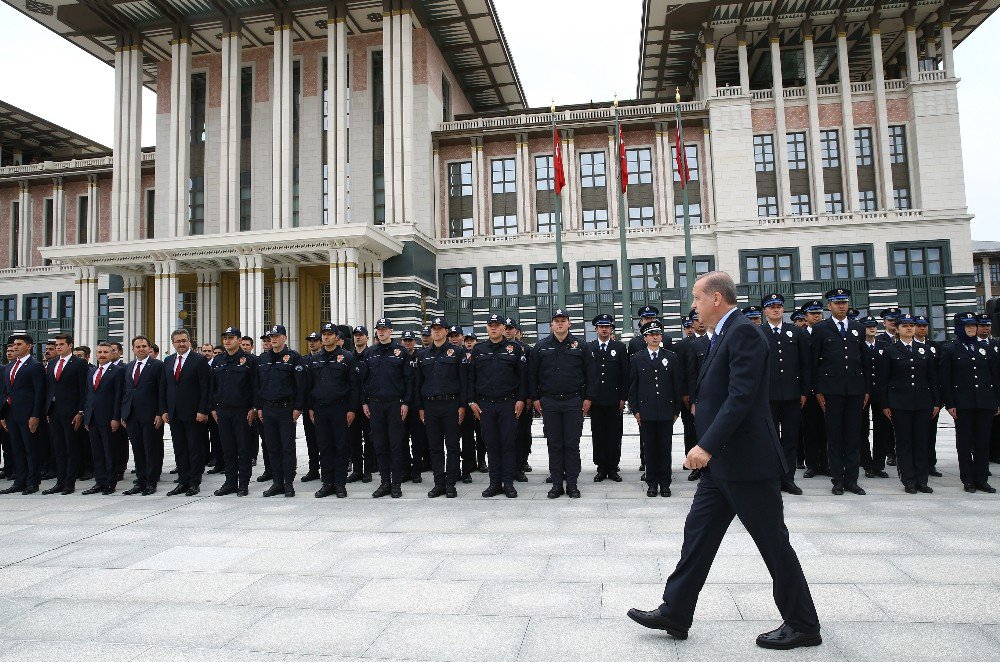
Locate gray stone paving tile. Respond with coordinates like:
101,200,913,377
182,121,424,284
601,582,742,621
313,532,416,554
466,580,602,617
2,598,152,640
0,597,46,625
502,533,606,556
223,529,334,550
889,554,1000,583
325,553,442,579
133,647,291,662
100,603,272,646
667,620,847,661
0,544,57,566
13,568,159,600
430,554,548,581
0,566,71,596
803,532,931,555
340,578,482,615
0,640,149,662
798,555,915,583
729,583,890,622
824,621,1000,662
404,533,505,555
128,546,257,571
365,613,528,662
910,531,1000,554
224,513,322,530
222,549,341,575
518,616,679,661
226,574,365,609
28,543,167,569
859,583,1000,624
557,516,650,534
546,555,661,583
604,533,683,556
469,516,559,534
121,570,264,604
227,607,391,656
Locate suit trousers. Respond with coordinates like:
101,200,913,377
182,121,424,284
424,399,461,487
890,408,931,488
823,394,864,486
216,407,256,488
540,396,584,486
480,399,517,487
955,409,994,486
262,407,296,487
303,413,319,474
313,402,349,486
88,424,115,488
590,403,623,473
639,418,672,489
125,415,162,488
368,400,406,485
169,417,206,488
769,399,801,485
661,470,820,633
111,427,129,479
988,412,1000,462
48,413,79,487
348,413,375,475
5,419,40,488
801,395,827,471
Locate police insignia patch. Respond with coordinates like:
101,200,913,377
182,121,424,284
610,349,616,356
394,348,402,357
336,355,344,362
786,330,793,337
930,347,937,354
918,347,925,355
981,348,988,355
506,345,514,353
294,365,303,372
878,349,884,355
239,357,246,365
851,329,859,336
282,355,290,363
662,358,668,366
571,341,578,349
447,348,455,357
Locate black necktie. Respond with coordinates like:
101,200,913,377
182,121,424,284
651,351,657,362
600,343,606,353
839,321,847,338
773,327,780,337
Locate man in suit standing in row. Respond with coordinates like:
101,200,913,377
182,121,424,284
121,335,164,495
628,271,821,650
82,342,124,495
44,333,88,495
160,329,212,496
1,334,46,494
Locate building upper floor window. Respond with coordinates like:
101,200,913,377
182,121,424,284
790,193,811,216
859,190,877,212
754,135,775,172
580,152,606,188
787,133,807,170
758,196,779,218
824,192,844,214
581,263,614,292
0,297,16,321
535,155,554,191
817,248,870,280
854,127,874,167
820,130,840,168
889,125,907,164
441,271,473,298
744,251,795,283
492,158,516,194
448,161,472,197
487,268,520,296
892,243,945,277
672,145,699,181
24,295,50,320
630,260,664,291
626,148,652,185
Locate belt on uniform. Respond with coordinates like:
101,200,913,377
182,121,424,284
478,393,517,404
313,397,348,406
261,399,292,408
542,392,581,401
367,396,402,403
424,394,458,402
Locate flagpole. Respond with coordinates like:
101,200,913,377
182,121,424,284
551,101,566,310
614,97,631,336
676,88,694,295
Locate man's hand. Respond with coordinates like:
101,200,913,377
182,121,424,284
309,410,315,423
682,395,691,410
932,406,940,418
948,407,957,420
28,416,39,434
153,415,162,429
800,395,807,408
533,400,542,415
212,410,219,423
419,409,426,423
246,409,256,425
684,445,712,470
458,407,465,425
619,399,625,413
400,404,409,421
362,404,371,419
162,413,171,425
346,411,355,426
195,412,208,423
815,393,826,413
110,420,120,432
513,401,523,419
256,409,264,423
882,407,892,420
691,404,696,416
582,399,591,416
862,394,870,410
292,409,301,422
634,412,641,425
1,420,7,432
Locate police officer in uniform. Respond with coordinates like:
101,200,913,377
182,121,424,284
470,313,527,498
359,318,414,498
254,332,274,483
628,306,665,356
587,314,627,482
400,330,426,484
791,309,806,329
505,318,533,480
742,306,763,325
761,293,811,495
811,289,870,496
676,310,710,480
210,326,258,497
346,325,374,483
415,317,466,498
875,313,939,494
874,307,902,468
799,300,828,478
300,331,322,484
859,316,888,478
628,320,684,497
914,315,944,477
254,325,306,497
307,322,360,498
530,308,597,499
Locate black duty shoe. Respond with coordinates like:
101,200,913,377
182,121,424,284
0,485,26,495
185,486,201,497
461,473,473,484
21,485,39,495
928,468,943,477
638,463,645,472
566,484,581,499
315,484,336,498
521,462,532,472
831,485,845,496
400,473,412,484
504,485,518,498
660,487,671,497
372,483,392,498
122,485,144,496
904,485,918,494
545,475,554,484
361,473,373,483
345,472,363,483
206,465,225,475
100,486,116,496
845,483,866,495
976,482,997,494
796,460,806,470
594,472,607,482
626,607,688,639
482,484,503,498
608,472,623,482
688,468,702,482
647,487,658,497
411,474,422,484
756,623,822,650
478,461,488,473
964,484,976,493
256,471,273,483
262,485,284,497
167,485,189,496
214,484,237,497
445,486,458,498
335,485,347,498
547,485,565,499
284,486,295,497
236,487,248,497
887,454,897,467
916,484,933,494
42,484,65,495
142,487,157,496
866,469,890,478
62,486,76,495
515,471,528,482
390,483,402,498
781,482,803,496
301,470,320,483
803,468,818,479
81,485,104,495
428,485,447,498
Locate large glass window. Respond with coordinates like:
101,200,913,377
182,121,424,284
580,152,606,188
790,193,811,216
893,188,911,210
447,161,473,238
627,205,654,227
892,244,945,277
859,190,877,212
188,175,205,235
630,260,663,291
24,295,51,320
889,125,907,164
672,145,699,181
758,196,779,218
675,257,713,288
786,132,807,170
537,212,556,233
441,271,473,298
491,158,516,194
77,196,88,244
492,215,517,236
824,192,844,214
533,266,561,294
854,127,874,166
487,269,520,296
58,293,74,319
744,252,795,283
626,148,652,185
240,172,251,231
535,155,553,190
754,135,775,172
674,202,702,225
581,264,614,292
190,72,207,144
582,208,609,230
817,249,870,280
0,298,15,321
449,161,473,196
820,130,840,168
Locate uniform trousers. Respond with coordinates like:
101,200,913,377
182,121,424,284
261,407,296,487
424,399,461,487
516,403,533,467
639,418,672,489
660,470,820,634
216,407,256,488
823,394,864,486
348,412,375,475
540,395,584,486
801,395,827,472
870,406,895,471
927,411,941,469
769,399,801,485
303,413,319,474
681,407,697,454
405,408,428,471
125,414,163,488
368,400,406,485
48,413,79,488
890,408,931,488
111,426,129,479
955,409,994,486
168,417,206,488
589,403,622,474
480,398,518,487
459,410,478,474
313,402,350,486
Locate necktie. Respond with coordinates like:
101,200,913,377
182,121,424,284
651,351,658,362
133,361,142,385
709,334,717,351
174,355,183,381
907,344,913,355
5,359,20,404
55,357,65,381
773,326,780,337
600,343,606,353
94,365,104,390
839,321,846,338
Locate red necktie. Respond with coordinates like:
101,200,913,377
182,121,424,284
5,359,20,404
133,361,142,385
94,365,104,391
55,357,65,381
174,355,183,381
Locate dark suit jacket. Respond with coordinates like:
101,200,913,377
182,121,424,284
122,358,164,422
692,310,785,482
159,351,212,421
84,363,124,427
628,348,684,421
2,356,46,423
46,354,89,418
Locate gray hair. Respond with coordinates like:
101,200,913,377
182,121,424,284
695,271,738,305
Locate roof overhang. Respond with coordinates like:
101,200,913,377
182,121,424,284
0,98,109,158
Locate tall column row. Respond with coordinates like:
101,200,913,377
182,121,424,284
329,247,360,325
382,0,415,224
272,19,293,230
74,266,99,350
167,36,191,237
153,260,179,353
238,254,265,344
111,38,143,242
273,265,299,344
327,1,350,225
219,29,242,234
122,275,146,348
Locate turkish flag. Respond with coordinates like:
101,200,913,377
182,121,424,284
553,127,566,195
674,121,690,189
619,124,628,194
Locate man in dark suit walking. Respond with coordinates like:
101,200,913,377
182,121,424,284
159,329,212,496
0,334,46,494
628,271,820,650
43,333,88,495
82,343,124,495
121,335,164,495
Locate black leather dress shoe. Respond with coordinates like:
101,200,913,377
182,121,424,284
594,472,607,482
866,470,889,478
361,473,373,483
300,470,320,482
928,468,943,477
42,484,65,495
916,484,933,494
214,484,237,497
547,485,564,499
62,486,76,495
515,471,528,482
284,486,295,497
400,473,412,484
262,485,284,497
608,472,622,482
122,486,145,495
81,485,104,496
638,463,645,472
904,485,917,494
335,485,347,498
504,485,518,498
976,482,997,494
803,468,818,478
756,623,822,650
660,487,671,497
845,484,866,495
256,471,272,483
345,472,363,483
688,468,702,481
964,484,977,493
521,462,532,472
22,485,39,495
411,474,422,484
796,460,806,469
142,487,157,496
235,487,248,497
461,473,473,484
647,487,658,497
781,482,803,495
185,486,200,497
566,484,581,498
478,461,488,473
831,486,845,495
482,484,503,498
101,486,116,495
428,485,446,498
372,483,392,498
445,486,458,498
887,454,897,466
626,607,688,639
0,485,26,495
315,484,336,498
206,465,225,475
390,483,403,498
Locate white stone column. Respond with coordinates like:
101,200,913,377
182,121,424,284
477,137,489,233
272,20,293,229
984,257,993,301
469,138,483,235
195,270,220,344
802,20,826,214
836,19,859,213
111,40,142,241
382,4,396,225
52,178,64,246
327,4,349,225
870,16,895,210
273,264,299,344
703,29,717,96
238,253,265,345
736,26,750,94
769,23,790,216
220,30,242,233
399,6,414,224
372,260,384,324
565,129,579,230
515,133,529,234
903,10,920,83
431,143,442,236
86,176,99,244
940,9,955,78
17,182,30,267
74,266,99,350
343,247,359,324
122,274,146,346
168,36,191,237
701,125,714,225
153,260,179,351
607,127,620,228
652,123,666,223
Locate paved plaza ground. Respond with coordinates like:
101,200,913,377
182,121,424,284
1,416,999,661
